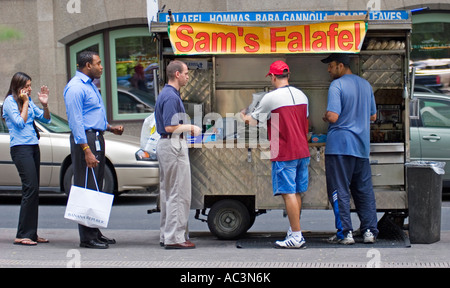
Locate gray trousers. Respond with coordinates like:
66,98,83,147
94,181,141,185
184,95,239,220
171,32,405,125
157,137,192,245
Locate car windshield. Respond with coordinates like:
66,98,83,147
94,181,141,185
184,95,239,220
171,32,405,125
37,113,72,133
125,88,155,107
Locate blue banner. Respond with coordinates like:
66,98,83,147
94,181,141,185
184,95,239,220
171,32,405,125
158,10,409,23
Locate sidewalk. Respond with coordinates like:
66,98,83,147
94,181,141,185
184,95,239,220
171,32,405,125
1,228,450,268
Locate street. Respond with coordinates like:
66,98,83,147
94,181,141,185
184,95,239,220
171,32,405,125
3,192,449,232
0,192,340,232
1,192,450,272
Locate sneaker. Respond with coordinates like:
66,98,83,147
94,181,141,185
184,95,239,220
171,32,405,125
328,231,355,245
275,235,306,249
363,230,376,243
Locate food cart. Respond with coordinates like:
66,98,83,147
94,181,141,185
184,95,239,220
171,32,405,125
150,10,414,239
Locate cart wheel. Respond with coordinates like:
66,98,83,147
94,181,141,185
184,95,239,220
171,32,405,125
207,199,251,240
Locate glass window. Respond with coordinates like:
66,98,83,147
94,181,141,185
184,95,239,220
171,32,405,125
411,13,450,60
420,99,450,128
69,34,107,105
0,118,8,133
67,27,157,122
110,28,157,120
36,113,72,133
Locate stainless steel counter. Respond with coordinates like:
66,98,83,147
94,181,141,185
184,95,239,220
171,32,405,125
189,141,407,211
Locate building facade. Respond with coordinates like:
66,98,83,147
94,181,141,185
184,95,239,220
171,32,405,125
0,0,449,136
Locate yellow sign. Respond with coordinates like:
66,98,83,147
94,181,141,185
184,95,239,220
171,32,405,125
168,21,367,55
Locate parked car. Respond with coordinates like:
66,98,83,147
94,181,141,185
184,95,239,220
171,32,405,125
414,74,444,89
415,59,450,90
414,84,444,94
0,103,159,196
117,86,155,114
410,91,450,188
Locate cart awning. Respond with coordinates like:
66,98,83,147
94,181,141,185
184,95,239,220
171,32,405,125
168,21,367,55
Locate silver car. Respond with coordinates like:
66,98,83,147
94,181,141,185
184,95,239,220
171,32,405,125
410,91,450,188
0,103,159,196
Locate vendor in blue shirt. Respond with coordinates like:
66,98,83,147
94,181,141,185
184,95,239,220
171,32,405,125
2,72,51,246
321,53,378,245
63,51,123,249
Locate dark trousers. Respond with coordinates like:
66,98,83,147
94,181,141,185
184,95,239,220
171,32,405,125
10,145,40,240
70,131,106,242
325,155,379,239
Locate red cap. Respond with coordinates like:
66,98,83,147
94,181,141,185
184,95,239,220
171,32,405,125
266,60,290,77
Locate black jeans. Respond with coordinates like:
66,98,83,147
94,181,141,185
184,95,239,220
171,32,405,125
70,131,106,242
10,145,40,240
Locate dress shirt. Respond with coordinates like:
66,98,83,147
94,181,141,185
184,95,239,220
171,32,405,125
64,71,108,144
2,95,51,147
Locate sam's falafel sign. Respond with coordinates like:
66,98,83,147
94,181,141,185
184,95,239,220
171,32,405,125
168,21,367,55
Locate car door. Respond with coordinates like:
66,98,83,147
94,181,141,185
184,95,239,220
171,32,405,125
0,113,51,188
0,118,23,186
415,97,450,182
35,128,52,187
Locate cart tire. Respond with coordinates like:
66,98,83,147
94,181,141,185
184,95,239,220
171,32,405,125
207,199,251,240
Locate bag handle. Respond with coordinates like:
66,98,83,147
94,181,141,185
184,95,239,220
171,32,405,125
85,167,100,192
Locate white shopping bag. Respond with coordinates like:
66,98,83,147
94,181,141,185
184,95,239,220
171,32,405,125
64,168,114,228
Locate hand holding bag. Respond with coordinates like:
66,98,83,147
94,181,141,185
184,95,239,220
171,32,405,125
64,168,114,228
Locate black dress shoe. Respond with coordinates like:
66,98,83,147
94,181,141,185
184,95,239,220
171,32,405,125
80,239,109,249
98,235,116,244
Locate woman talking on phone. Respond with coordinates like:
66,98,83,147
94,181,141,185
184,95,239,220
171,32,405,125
2,72,51,246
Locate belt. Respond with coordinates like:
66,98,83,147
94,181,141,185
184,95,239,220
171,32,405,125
85,129,104,135
160,134,183,139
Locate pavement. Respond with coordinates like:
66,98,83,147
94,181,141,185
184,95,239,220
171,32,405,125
1,227,450,269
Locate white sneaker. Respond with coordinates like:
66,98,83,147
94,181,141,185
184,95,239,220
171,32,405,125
328,231,355,245
275,236,306,249
363,230,376,243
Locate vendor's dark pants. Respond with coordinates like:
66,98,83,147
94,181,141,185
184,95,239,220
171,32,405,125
10,145,40,240
70,131,106,243
325,155,379,239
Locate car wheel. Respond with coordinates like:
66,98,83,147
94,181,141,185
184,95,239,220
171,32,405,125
63,164,115,196
207,199,250,240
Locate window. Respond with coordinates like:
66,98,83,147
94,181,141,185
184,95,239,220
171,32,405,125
69,34,106,105
0,118,8,133
411,13,450,60
68,27,157,121
420,99,450,128
36,113,71,133
110,28,157,120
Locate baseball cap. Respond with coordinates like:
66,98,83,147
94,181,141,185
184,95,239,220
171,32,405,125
266,60,290,77
321,53,350,66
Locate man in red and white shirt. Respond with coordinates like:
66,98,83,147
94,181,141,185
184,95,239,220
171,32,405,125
241,61,310,248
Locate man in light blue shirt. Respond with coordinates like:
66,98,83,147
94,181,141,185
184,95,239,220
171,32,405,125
64,51,123,249
322,53,378,245
64,70,108,145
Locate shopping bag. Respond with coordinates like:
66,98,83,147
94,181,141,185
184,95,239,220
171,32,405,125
64,168,114,228
140,113,160,160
